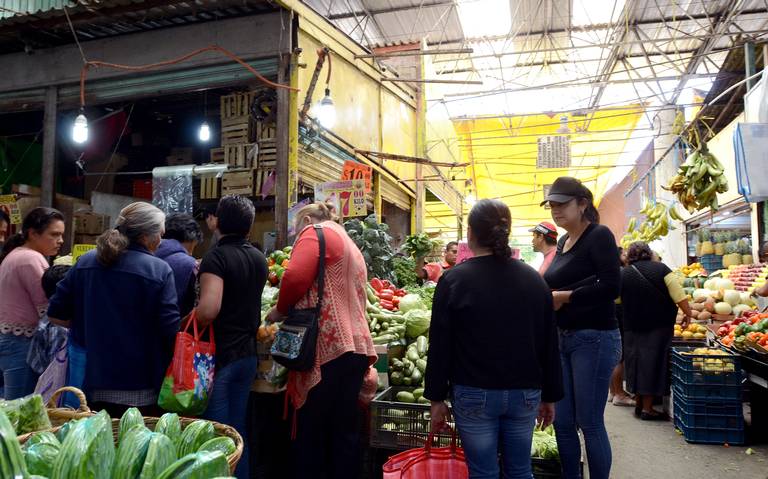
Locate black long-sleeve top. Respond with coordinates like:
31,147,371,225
543,223,621,331
423,255,564,403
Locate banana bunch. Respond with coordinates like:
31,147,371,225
663,146,728,213
621,201,683,248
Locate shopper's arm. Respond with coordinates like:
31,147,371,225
275,229,320,315
538,283,564,403
47,265,75,327
755,281,768,297
569,227,621,305
196,272,223,327
423,277,452,402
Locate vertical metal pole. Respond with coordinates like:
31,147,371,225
41,86,58,207
745,43,757,91
373,171,382,223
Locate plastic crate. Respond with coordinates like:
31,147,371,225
670,347,743,386
672,387,743,416
674,411,745,445
699,254,723,271
370,387,456,450
673,393,743,429
672,373,742,401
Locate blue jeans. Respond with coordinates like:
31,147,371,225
554,329,621,479
0,334,39,399
452,385,541,479
204,356,258,479
63,340,87,408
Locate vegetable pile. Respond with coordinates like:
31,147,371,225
402,234,438,260
715,311,768,351
0,394,51,436
0,407,238,479
531,425,559,460
369,278,407,312
389,336,429,389
266,247,292,286
345,215,396,283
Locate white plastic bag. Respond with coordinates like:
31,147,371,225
34,343,68,405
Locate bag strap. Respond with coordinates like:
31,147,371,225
313,225,327,314
630,264,669,301
183,309,214,343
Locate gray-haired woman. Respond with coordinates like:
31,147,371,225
49,202,180,417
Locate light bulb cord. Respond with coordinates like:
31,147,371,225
79,45,299,108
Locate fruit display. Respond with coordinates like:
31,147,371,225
0,407,237,479
266,247,292,286
681,347,737,373
675,323,708,340
621,201,682,248
687,277,757,320
677,263,707,278
663,141,728,213
723,263,768,292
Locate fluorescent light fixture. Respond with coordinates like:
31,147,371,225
317,88,337,129
457,0,511,39
465,192,477,206
198,121,211,142
572,0,626,27
72,113,88,144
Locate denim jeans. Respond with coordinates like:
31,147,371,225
204,356,258,479
554,329,621,479
0,333,39,399
452,385,541,479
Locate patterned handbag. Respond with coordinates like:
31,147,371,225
271,225,326,371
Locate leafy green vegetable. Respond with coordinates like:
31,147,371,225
118,408,144,444
393,256,419,289
198,437,236,456
26,442,59,477
52,410,115,479
113,425,153,479
531,425,559,460
0,408,28,479
403,233,437,259
404,309,431,338
408,285,436,310
139,433,177,479
1,394,52,435
157,451,230,479
344,215,396,283
398,294,425,313
24,431,60,451
155,413,182,448
177,421,215,458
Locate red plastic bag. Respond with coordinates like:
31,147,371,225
383,432,468,479
158,311,216,416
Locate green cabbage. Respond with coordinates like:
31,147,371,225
0,408,28,478
531,426,559,460
26,442,60,477
24,431,60,450
404,309,431,338
398,294,425,313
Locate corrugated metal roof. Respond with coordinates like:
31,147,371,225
0,0,75,20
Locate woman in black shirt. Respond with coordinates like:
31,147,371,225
542,177,622,479
426,199,563,478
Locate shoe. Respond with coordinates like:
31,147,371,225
634,405,641,418
640,410,669,421
608,393,615,403
612,396,636,407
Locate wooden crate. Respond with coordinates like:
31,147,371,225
221,121,251,145
255,169,276,196
224,143,257,169
200,176,219,200
255,122,276,140
258,138,277,168
220,92,255,121
222,169,254,196
210,147,224,164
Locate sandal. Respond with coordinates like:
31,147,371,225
634,405,642,418
640,410,668,421
612,396,636,407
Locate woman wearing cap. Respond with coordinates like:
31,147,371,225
541,177,622,479
530,222,558,275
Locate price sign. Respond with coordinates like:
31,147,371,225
315,180,367,218
72,244,96,263
341,161,372,192
0,195,21,224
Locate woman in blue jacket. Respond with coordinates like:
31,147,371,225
49,202,180,416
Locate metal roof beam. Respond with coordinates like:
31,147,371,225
327,0,454,20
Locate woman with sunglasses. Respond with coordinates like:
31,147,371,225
541,177,622,479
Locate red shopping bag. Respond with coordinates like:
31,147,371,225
157,311,216,416
383,432,468,479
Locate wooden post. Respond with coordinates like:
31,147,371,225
413,43,426,233
275,11,297,248
41,86,58,207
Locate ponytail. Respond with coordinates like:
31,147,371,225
468,199,513,260
96,229,130,266
490,224,512,259
582,202,600,224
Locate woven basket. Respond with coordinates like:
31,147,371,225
46,386,94,426
19,414,243,474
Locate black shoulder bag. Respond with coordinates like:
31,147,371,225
271,225,326,371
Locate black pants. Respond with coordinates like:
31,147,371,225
248,391,291,479
292,352,369,479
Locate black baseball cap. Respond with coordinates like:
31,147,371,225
540,176,592,206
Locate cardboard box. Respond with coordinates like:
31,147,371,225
74,234,100,245
74,212,110,235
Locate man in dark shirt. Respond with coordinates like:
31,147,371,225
197,195,267,479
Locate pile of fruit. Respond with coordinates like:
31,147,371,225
0,407,238,478
724,263,768,292
266,247,292,286
716,311,768,351
688,277,757,319
675,323,708,340
621,201,682,248
682,347,737,373
677,263,707,278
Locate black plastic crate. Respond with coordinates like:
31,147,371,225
370,387,457,450
670,347,743,386
674,411,745,445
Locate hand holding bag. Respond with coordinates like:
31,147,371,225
158,310,216,416
271,225,326,371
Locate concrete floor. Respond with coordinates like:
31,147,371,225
606,404,768,479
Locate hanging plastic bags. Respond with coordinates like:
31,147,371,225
382,432,468,479
158,311,216,416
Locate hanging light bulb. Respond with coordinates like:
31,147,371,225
317,88,336,129
72,112,88,144
465,192,477,206
198,121,211,142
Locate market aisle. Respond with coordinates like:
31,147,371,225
606,404,768,479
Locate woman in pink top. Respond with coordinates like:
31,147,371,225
0,207,65,398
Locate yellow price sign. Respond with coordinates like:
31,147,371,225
0,194,22,225
72,244,96,263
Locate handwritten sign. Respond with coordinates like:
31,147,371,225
315,180,367,218
72,244,96,263
0,195,21,225
341,161,372,192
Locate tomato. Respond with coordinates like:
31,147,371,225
379,289,395,301
268,258,276,267
370,278,384,292
268,271,279,285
